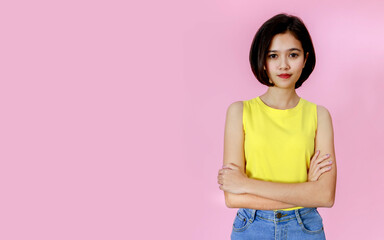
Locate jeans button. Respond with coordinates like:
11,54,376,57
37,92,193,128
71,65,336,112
276,212,282,218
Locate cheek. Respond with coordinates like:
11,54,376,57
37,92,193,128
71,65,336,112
292,61,305,71
265,60,275,67
264,61,276,72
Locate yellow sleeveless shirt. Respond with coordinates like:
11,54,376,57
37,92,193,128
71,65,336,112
243,96,317,211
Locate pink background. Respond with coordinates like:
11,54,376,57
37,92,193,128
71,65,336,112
0,0,383,239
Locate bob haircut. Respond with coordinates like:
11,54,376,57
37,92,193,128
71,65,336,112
249,13,316,89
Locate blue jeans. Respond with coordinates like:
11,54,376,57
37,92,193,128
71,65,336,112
231,207,326,240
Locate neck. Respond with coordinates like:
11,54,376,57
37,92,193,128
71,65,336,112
260,88,300,109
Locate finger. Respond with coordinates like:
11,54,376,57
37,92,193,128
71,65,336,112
312,166,327,181
314,153,330,166
320,154,331,160
226,163,239,170
317,165,332,175
311,150,320,161
320,165,332,173
309,175,317,182
310,150,320,168
314,154,325,165
310,160,323,176
218,177,222,185
319,153,330,160
223,163,237,168
313,166,332,181
315,154,331,165
223,165,234,170
312,172,320,181
313,158,330,174
318,158,332,169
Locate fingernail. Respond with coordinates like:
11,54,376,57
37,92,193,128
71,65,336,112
326,154,330,157
329,160,332,164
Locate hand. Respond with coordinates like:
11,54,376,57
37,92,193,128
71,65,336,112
307,150,333,182
217,163,249,194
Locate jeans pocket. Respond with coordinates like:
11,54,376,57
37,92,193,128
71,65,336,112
232,208,252,232
299,208,324,234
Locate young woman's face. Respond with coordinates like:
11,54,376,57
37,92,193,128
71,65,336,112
264,31,309,89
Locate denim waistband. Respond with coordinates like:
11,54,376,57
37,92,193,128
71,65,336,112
242,207,316,223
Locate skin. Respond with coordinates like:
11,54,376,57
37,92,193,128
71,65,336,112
217,31,337,209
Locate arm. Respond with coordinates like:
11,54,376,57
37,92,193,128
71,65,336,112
221,101,299,209
224,192,296,210
240,105,337,208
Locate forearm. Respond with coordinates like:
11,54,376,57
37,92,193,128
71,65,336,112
224,191,298,210
243,178,332,208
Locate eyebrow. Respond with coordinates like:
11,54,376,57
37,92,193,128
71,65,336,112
268,48,302,53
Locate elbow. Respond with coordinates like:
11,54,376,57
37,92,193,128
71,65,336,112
225,198,233,208
323,199,334,208
322,192,335,208
324,196,335,208
312,188,334,208
224,192,236,208
315,181,335,208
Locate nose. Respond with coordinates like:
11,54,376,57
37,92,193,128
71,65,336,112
279,56,290,70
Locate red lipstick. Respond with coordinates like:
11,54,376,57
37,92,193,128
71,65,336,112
278,74,292,79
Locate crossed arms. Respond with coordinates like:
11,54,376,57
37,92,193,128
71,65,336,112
219,101,337,210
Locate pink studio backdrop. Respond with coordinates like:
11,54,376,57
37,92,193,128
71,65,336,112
182,1,384,240
0,0,383,240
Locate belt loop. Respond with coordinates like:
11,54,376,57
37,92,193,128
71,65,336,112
250,209,257,222
294,209,302,225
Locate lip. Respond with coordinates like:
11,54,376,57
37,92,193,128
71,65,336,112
278,74,292,79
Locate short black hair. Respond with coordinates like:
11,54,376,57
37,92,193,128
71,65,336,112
249,13,316,89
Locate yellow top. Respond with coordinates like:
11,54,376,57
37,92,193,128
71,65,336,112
243,96,317,211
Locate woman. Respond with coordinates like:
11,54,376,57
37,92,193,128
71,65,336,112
217,13,337,239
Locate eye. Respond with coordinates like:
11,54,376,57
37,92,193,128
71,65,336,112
290,53,299,58
268,54,277,59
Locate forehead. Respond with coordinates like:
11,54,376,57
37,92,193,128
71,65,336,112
268,32,303,51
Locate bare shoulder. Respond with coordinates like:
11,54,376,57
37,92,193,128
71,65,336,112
226,101,243,118
316,105,334,140
317,105,331,117
317,105,333,125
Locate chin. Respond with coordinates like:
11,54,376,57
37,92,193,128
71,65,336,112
274,82,296,89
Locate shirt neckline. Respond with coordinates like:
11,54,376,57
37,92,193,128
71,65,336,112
255,96,304,115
